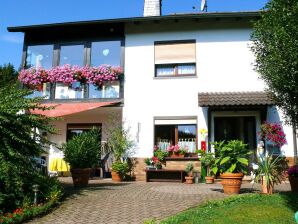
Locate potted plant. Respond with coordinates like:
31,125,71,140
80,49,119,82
144,158,155,170
288,164,298,193
254,154,288,194
211,140,252,194
62,128,101,187
185,163,194,184
111,161,129,182
151,147,168,169
198,150,215,184
106,122,134,182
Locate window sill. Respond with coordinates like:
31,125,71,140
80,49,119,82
165,157,198,161
154,75,198,80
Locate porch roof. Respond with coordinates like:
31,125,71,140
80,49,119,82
30,101,121,117
198,91,274,107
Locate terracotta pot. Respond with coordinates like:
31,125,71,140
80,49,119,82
261,176,274,194
111,171,122,182
220,173,244,195
205,176,215,184
70,168,91,187
185,176,194,184
289,176,298,193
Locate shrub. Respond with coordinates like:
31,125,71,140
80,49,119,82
62,128,101,169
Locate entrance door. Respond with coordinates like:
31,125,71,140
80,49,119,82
214,116,256,150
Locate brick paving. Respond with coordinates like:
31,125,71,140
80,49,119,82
26,178,291,224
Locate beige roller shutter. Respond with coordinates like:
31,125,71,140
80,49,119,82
155,41,196,64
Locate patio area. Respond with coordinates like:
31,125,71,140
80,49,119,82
27,178,291,224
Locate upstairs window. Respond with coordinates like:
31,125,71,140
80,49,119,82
91,41,121,66
26,45,53,69
154,40,196,77
59,44,84,66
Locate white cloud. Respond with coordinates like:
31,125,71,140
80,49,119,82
1,33,23,44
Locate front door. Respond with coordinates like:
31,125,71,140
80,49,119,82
214,116,257,164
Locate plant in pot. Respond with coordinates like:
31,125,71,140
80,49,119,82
198,150,215,184
288,164,298,193
106,122,134,182
211,140,252,195
185,163,194,184
152,147,168,169
144,158,155,170
62,128,101,187
254,154,288,194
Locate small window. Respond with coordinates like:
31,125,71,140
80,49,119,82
154,119,197,153
26,45,53,69
55,82,84,99
154,41,196,77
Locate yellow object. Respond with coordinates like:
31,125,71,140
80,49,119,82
49,158,70,172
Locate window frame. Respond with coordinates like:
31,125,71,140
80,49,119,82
23,38,125,100
154,40,197,78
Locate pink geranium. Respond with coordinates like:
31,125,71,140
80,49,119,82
259,122,287,147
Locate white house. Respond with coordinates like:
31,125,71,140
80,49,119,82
8,0,297,180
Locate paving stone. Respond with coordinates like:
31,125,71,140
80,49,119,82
26,178,291,224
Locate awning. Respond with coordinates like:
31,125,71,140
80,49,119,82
30,101,121,117
198,91,274,107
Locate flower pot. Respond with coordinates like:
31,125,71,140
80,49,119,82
261,176,274,194
220,173,244,195
185,176,194,184
205,176,215,184
111,171,122,182
70,168,91,187
289,176,298,193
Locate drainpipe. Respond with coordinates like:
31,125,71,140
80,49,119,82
293,124,297,165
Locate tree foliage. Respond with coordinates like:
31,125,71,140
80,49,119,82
0,65,58,212
250,0,298,126
0,63,17,88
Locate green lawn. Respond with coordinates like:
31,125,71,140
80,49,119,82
159,193,298,224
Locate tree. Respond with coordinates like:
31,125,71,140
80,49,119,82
0,63,18,88
251,0,298,164
0,64,58,212
250,0,298,126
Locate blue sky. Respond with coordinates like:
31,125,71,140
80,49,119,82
0,0,268,69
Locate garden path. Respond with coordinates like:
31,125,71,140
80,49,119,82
26,178,291,224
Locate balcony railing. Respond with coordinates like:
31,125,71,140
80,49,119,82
26,81,122,100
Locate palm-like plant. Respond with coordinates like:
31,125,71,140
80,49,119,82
254,154,288,194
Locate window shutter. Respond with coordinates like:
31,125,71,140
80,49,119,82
155,41,196,64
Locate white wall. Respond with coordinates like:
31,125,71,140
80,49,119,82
123,21,294,158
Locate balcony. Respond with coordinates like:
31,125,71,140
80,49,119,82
21,64,124,102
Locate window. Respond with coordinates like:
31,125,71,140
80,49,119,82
91,41,121,66
88,81,120,99
154,41,196,77
55,82,84,99
26,83,50,99
26,45,53,69
60,44,84,66
154,119,197,153
67,123,101,141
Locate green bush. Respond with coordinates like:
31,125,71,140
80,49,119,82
211,140,252,174
62,128,101,169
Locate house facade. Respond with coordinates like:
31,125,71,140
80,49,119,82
8,0,297,180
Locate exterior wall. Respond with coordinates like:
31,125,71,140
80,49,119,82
123,20,296,167
123,20,265,158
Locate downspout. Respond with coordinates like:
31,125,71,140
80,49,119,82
293,124,297,165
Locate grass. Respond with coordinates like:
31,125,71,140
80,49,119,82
159,193,298,224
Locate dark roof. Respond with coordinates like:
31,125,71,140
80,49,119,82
7,11,261,32
198,91,274,107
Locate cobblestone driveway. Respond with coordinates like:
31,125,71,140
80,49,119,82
27,178,291,224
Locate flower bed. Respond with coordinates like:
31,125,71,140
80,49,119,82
18,64,123,89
